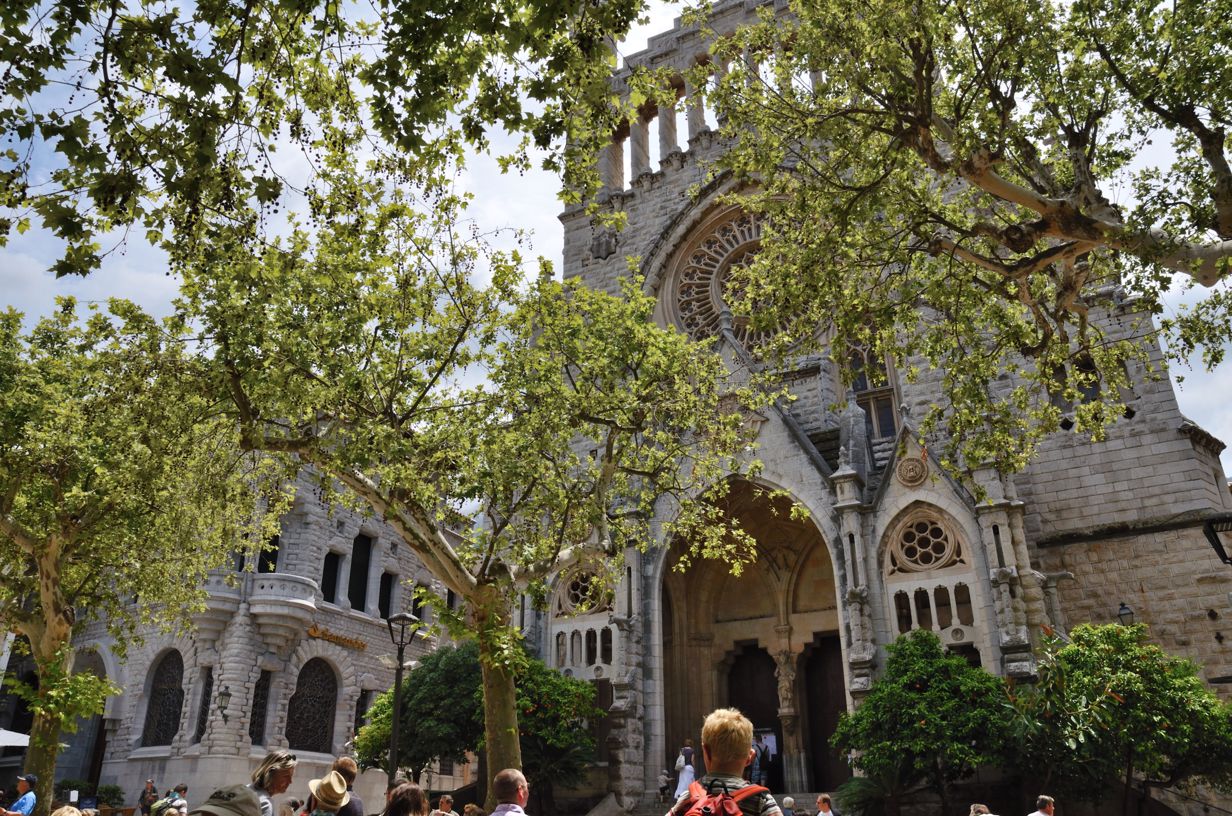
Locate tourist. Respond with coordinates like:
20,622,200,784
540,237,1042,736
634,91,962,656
781,797,794,816
429,795,458,816
3,774,36,816
666,709,781,816
1027,796,1055,816
657,770,672,802
383,784,429,816
190,785,263,816
970,805,991,816
815,795,837,816
462,804,485,816
490,770,530,816
331,758,364,816
251,750,299,816
52,807,83,816
672,739,695,799
139,781,160,816
306,772,350,816
749,735,767,785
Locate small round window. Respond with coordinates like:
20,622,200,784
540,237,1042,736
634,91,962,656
887,512,963,575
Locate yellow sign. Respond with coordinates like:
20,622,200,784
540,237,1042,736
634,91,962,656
307,625,368,651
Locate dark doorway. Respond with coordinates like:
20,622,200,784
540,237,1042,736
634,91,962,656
726,644,783,792
803,634,850,792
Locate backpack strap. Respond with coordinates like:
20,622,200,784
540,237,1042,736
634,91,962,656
729,786,769,803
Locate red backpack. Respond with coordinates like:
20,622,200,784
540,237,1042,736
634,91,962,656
675,781,770,816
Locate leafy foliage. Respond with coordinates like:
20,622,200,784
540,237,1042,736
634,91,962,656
0,300,286,815
354,644,485,781
832,630,1006,813
662,0,1232,474
1005,624,1232,802
175,118,772,778
355,642,602,802
0,0,639,277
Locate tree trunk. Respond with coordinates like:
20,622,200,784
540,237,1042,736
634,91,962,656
26,709,62,816
1122,748,1135,816
474,591,522,811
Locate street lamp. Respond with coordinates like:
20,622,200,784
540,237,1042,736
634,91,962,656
216,685,233,723
386,611,420,787
1117,602,1135,626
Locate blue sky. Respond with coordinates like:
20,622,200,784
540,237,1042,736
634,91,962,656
3,2,1230,477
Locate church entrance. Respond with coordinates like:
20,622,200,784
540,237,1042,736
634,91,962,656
727,644,783,791
659,479,846,791
803,634,851,792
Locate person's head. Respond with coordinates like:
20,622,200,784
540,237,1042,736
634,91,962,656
146,782,157,791
492,769,528,807
190,786,263,816
252,750,298,795
1036,797,1055,816
970,805,990,816
701,708,755,775
462,805,484,816
331,758,358,788
437,796,452,812
307,772,350,815
174,785,189,797
683,738,693,748
816,795,832,813
384,783,429,816
52,807,83,816
18,775,36,794
782,799,795,811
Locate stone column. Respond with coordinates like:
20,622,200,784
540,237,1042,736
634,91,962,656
773,644,808,791
658,103,679,161
832,455,875,697
629,116,650,179
684,79,706,140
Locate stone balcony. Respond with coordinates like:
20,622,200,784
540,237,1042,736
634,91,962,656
193,570,245,648
247,573,319,653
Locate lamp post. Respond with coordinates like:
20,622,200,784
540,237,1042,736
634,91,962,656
386,611,419,787
1117,602,1135,626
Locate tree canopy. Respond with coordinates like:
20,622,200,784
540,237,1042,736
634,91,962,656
831,630,1006,816
663,0,1232,473
0,0,638,277
0,300,284,816
172,119,770,778
1005,624,1232,804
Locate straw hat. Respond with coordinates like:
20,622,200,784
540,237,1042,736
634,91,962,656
308,772,351,813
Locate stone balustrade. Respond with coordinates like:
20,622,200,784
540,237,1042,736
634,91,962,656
247,573,320,652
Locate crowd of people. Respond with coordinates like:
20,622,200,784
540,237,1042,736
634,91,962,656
659,707,1059,816
3,710,1056,816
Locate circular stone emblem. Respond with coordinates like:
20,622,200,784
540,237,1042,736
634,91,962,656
897,456,928,487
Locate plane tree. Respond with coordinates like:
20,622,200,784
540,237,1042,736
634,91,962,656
0,301,284,816
177,138,768,783
662,0,1232,472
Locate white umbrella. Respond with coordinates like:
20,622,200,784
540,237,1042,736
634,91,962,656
0,728,29,747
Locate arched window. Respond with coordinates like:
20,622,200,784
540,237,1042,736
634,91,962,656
141,650,185,746
285,658,338,753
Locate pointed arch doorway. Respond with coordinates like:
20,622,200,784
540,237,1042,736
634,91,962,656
658,479,848,791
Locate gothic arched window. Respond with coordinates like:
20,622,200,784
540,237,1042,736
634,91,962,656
141,650,185,746
285,658,338,753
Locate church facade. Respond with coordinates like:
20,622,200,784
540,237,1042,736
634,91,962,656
538,0,1232,807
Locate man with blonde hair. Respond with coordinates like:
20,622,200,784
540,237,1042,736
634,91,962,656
666,709,782,816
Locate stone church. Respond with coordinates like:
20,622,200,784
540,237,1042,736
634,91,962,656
3,0,1231,811
534,0,1232,808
